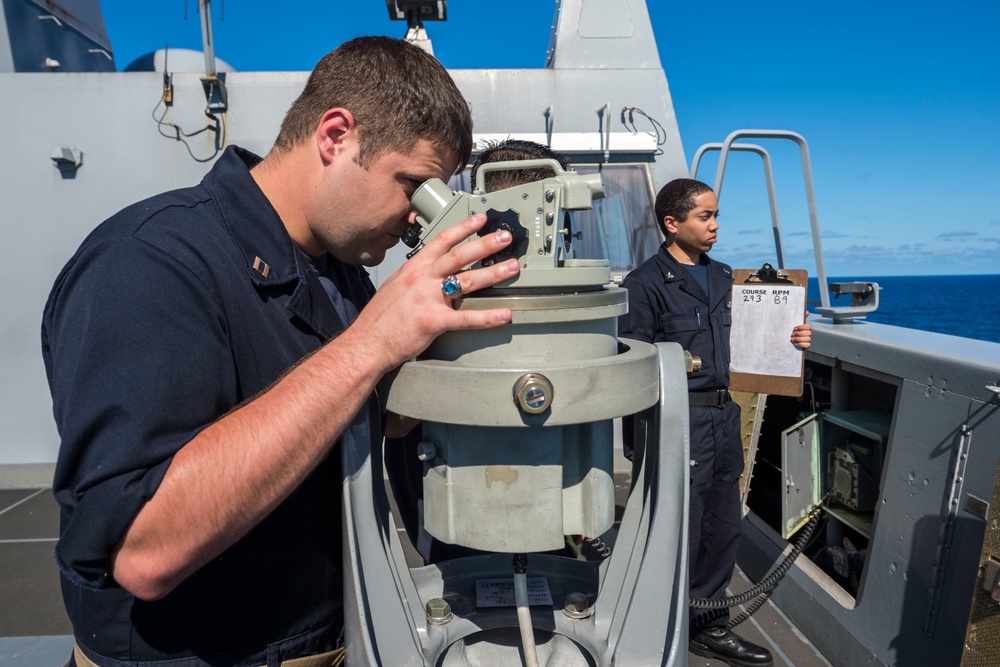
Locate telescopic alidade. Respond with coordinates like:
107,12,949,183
387,160,659,552
346,158,688,667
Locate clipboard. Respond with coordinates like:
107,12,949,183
729,263,807,397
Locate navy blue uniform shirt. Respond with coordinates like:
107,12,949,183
617,242,743,477
42,146,372,665
617,243,734,393
618,243,744,630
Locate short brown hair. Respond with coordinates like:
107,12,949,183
273,36,472,171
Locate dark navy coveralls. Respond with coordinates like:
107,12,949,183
618,243,743,632
42,146,373,666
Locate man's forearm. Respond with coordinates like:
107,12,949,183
111,217,520,600
110,330,383,600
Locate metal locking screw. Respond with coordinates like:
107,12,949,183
425,597,453,624
513,373,554,415
416,441,437,461
563,591,593,619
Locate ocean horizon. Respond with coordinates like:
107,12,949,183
806,274,1000,344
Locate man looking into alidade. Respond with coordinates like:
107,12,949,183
43,37,518,667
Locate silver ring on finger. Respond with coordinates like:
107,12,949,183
441,274,463,300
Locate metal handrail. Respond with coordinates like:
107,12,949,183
198,0,219,77
699,129,830,309
690,142,786,270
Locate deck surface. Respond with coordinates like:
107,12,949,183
1,485,831,666
689,566,831,667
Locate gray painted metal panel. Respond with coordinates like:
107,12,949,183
450,67,687,187
742,319,1000,667
810,317,1000,403
782,414,821,538
549,0,663,71
25,0,111,50
0,70,306,470
3,0,114,72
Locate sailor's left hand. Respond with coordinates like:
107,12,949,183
791,322,812,350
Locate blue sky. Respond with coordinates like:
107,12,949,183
97,0,999,277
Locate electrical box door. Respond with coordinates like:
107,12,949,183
781,413,822,539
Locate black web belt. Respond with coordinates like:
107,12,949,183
688,388,732,408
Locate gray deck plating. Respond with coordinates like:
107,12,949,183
2,483,833,666
0,488,72,666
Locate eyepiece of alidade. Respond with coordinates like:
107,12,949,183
410,179,455,226
513,373,554,415
401,223,423,249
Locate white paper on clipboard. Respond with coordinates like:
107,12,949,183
730,285,805,377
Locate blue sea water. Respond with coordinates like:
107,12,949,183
806,275,1000,344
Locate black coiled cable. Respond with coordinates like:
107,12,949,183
587,535,612,559
690,500,826,629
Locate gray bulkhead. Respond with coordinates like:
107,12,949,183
0,0,684,478
738,309,1000,667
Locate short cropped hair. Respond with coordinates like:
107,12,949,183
470,139,570,191
654,178,714,232
273,36,472,171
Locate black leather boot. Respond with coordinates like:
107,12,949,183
689,627,774,667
